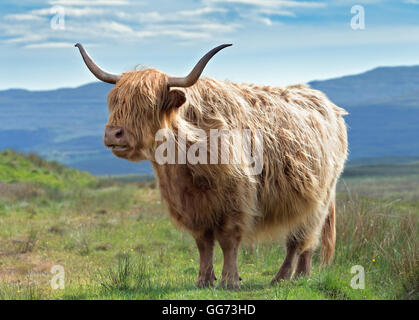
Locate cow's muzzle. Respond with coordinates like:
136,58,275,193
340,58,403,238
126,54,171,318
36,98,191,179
104,126,131,156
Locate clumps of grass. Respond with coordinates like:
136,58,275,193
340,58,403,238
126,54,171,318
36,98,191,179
137,180,157,189
311,271,351,300
64,231,91,256
68,185,136,214
133,244,146,254
0,278,41,300
75,234,91,256
0,182,44,202
389,214,418,299
95,243,112,251
97,253,149,292
336,194,418,299
14,229,39,254
77,239,90,256
97,174,155,185
48,224,66,236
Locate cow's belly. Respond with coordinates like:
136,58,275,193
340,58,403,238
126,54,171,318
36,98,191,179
152,163,258,236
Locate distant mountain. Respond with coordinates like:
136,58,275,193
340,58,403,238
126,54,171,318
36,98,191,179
0,82,149,174
0,82,113,139
310,66,419,164
0,65,418,174
309,65,419,107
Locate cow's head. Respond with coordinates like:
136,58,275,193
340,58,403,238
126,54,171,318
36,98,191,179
75,43,231,161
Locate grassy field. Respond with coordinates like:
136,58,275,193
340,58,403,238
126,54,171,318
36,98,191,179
0,150,417,300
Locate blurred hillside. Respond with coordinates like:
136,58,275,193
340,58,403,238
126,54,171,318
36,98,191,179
0,149,95,189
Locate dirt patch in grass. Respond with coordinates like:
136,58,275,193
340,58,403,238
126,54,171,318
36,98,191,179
0,252,57,284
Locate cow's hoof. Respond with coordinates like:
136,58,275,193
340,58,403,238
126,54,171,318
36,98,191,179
196,275,217,288
196,280,213,288
270,276,289,285
220,280,240,291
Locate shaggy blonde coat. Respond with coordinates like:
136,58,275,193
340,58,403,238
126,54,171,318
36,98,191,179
107,69,348,281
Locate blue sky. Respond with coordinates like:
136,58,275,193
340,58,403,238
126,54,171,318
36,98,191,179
1,0,419,90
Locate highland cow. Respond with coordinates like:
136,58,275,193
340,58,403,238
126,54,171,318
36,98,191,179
75,43,348,289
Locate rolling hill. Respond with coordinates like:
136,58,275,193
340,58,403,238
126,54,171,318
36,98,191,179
0,66,418,174
309,65,419,107
0,149,95,188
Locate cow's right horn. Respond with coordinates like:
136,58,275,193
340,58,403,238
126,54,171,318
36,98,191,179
75,43,122,84
168,44,232,88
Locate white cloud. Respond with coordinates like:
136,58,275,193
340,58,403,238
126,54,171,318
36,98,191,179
5,34,47,44
6,6,107,21
116,6,228,24
49,0,131,5
0,0,326,48
258,9,296,17
24,41,75,49
34,6,106,17
5,13,46,21
206,0,325,8
260,17,273,25
203,0,325,26
330,0,384,4
157,30,211,39
96,21,134,33
280,0,326,8
178,6,227,16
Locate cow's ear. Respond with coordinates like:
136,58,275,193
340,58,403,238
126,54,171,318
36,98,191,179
162,89,186,112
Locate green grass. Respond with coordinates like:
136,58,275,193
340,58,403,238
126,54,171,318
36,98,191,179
0,152,417,300
0,150,96,189
97,174,156,183
343,161,419,178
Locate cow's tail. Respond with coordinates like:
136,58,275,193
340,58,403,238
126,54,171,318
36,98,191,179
321,197,336,266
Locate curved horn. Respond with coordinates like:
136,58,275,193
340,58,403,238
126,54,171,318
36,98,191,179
168,44,232,88
75,43,121,84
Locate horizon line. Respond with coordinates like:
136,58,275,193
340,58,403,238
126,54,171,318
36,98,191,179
1,63,419,92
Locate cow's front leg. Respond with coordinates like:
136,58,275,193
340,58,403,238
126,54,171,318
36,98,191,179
217,229,241,290
194,230,216,288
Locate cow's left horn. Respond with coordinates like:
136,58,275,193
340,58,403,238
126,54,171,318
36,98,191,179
75,43,122,84
168,44,232,88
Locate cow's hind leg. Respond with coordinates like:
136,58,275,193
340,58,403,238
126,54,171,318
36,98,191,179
294,199,336,278
270,236,300,284
216,228,241,290
295,249,313,278
271,219,322,284
194,230,216,288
